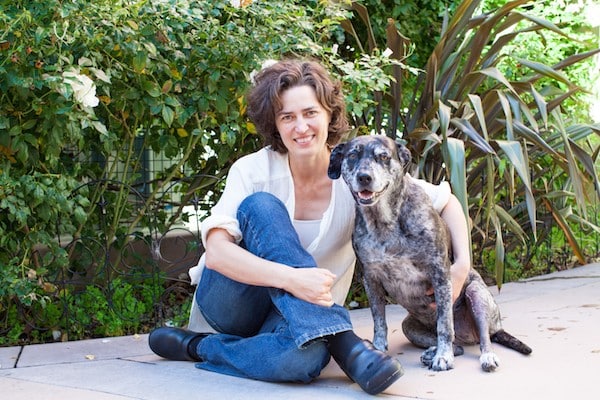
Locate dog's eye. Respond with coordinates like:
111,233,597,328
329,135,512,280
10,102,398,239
348,152,358,159
378,154,390,162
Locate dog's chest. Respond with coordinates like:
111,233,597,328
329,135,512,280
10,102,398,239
353,204,441,263
354,238,431,302
352,200,448,308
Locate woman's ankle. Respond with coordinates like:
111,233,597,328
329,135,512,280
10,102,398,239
326,330,362,359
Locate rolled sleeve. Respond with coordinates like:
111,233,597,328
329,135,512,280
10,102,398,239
200,214,242,247
192,203,243,287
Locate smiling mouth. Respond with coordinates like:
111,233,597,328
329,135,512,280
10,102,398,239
295,135,314,145
354,188,384,205
358,190,374,201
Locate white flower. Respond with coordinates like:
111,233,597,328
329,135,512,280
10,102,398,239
249,59,278,85
230,0,252,7
62,71,100,108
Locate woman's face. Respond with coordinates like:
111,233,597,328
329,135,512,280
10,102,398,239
275,85,331,158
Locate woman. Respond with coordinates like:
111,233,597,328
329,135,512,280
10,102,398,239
149,59,471,395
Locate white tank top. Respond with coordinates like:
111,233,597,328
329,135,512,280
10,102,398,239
292,219,322,248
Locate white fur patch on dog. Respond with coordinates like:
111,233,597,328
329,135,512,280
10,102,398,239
480,352,500,372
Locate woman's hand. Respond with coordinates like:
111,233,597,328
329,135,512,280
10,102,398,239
284,267,337,307
449,258,471,302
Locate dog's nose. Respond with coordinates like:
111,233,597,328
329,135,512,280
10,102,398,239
357,172,372,185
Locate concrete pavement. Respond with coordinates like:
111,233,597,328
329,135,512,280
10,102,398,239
1,263,600,399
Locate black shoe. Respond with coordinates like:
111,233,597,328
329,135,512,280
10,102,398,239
332,339,404,395
148,327,210,361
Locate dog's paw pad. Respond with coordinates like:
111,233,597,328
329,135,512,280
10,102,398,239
480,352,500,372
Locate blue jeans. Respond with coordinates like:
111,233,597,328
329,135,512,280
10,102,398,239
195,192,353,383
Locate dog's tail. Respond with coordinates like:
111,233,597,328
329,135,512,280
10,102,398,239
491,329,532,355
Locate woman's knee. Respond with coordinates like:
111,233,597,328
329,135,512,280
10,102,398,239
238,192,285,220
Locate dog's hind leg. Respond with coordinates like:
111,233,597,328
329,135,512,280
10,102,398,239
464,280,501,372
402,315,437,349
402,315,464,368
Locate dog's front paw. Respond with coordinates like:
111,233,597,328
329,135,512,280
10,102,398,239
480,352,500,372
421,347,454,371
431,351,454,371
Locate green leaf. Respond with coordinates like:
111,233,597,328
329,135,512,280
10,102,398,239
133,50,147,73
92,121,108,134
9,125,22,136
442,137,468,219
162,106,174,127
438,100,451,139
73,206,87,225
467,94,488,140
554,110,588,217
541,197,585,265
31,185,45,208
491,213,505,289
494,204,526,245
13,208,30,227
515,58,572,86
509,119,560,158
496,140,536,238
450,118,495,154
142,80,161,98
514,11,575,41
214,96,228,114
476,67,519,97
21,120,37,130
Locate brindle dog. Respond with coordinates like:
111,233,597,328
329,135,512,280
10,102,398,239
328,135,531,372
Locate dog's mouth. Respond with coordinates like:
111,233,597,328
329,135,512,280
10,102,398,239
354,186,387,205
358,190,375,202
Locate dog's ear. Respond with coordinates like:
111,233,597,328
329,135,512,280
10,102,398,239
395,142,411,168
328,142,347,179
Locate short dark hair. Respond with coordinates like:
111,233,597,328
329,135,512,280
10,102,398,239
246,59,350,154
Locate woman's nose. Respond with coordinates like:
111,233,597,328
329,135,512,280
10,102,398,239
294,117,308,133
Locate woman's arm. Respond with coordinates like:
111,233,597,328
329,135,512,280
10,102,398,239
204,228,336,307
440,194,471,303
